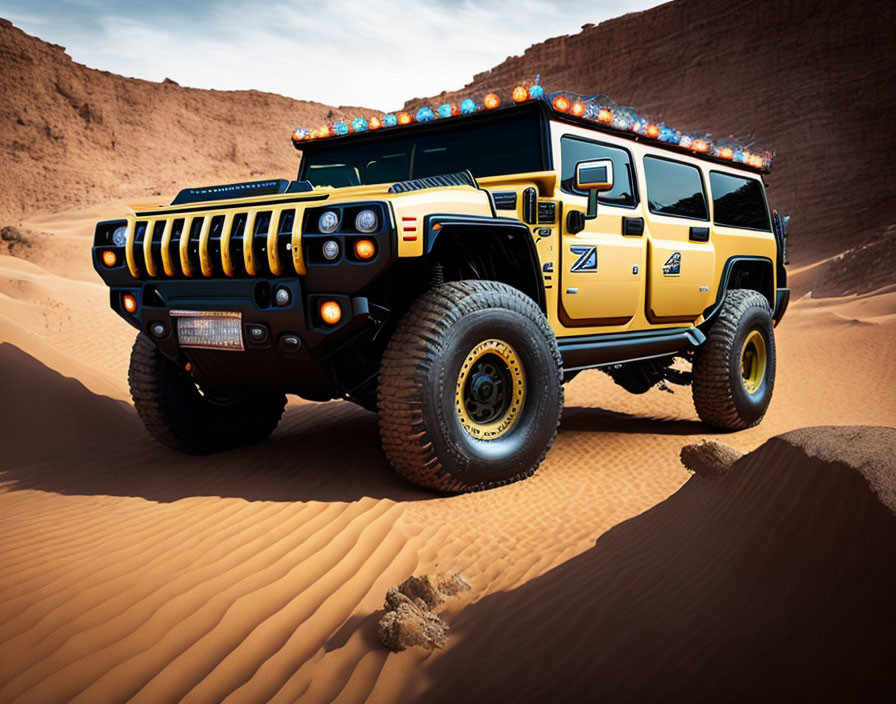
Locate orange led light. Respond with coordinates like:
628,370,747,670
512,86,529,103
719,147,734,160
122,293,137,314
320,300,342,325
102,250,117,267
552,95,570,112
597,108,612,123
692,139,709,152
646,124,659,138
571,101,586,117
397,112,411,125
484,93,501,110
369,116,382,130
354,239,376,260
318,125,331,138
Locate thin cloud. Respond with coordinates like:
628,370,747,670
3,0,663,110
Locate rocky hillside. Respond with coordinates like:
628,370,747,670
411,0,896,270
0,18,370,221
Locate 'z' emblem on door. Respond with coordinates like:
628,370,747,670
569,245,597,273
663,252,681,277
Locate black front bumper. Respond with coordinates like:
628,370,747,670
111,277,373,400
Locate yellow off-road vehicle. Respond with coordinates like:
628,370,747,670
93,84,789,491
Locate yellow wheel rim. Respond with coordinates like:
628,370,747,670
454,339,526,440
740,329,767,395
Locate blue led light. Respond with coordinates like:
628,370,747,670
438,103,453,118
383,113,398,127
416,106,435,122
334,121,349,135
658,127,680,144
529,84,544,99
352,117,369,132
460,98,477,114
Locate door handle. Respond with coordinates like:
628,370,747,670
622,217,644,236
689,226,710,242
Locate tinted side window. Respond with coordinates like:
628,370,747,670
643,156,708,220
560,136,636,207
709,172,771,231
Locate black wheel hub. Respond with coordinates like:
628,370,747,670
464,356,511,424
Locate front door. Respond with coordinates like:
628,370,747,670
556,135,646,327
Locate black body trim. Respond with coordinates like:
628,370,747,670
557,327,706,371
698,255,775,330
773,288,790,325
135,193,329,218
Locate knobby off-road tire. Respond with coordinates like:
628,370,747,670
692,289,776,430
378,280,564,492
129,333,286,454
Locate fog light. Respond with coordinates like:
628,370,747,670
278,333,302,354
354,239,376,260
319,300,342,325
101,250,117,267
274,287,291,306
322,239,340,260
150,322,167,338
122,293,137,314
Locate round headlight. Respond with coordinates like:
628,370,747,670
322,239,340,260
355,209,378,233
112,226,128,247
318,210,340,233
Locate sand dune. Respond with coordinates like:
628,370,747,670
405,427,896,703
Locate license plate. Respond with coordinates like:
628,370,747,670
170,309,244,351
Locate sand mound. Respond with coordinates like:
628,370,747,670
409,427,896,702
680,439,743,478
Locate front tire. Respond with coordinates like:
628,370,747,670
692,289,776,429
378,281,563,492
128,333,286,454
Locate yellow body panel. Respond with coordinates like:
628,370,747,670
118,121,776,340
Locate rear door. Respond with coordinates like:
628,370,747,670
640,155,716,323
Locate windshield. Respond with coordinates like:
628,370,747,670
299,112,545,188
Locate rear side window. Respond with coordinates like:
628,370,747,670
709,171,771,231
643,156,708,220
560,136,636,207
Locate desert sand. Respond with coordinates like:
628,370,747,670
2,0,896,701
1,203,894,702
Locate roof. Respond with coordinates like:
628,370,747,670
290,78,774,174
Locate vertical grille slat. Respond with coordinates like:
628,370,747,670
219,212,235,276
142,219,158,276
243,211,258,276
252,211,273,276
274,209,296,276
166,218,185,276
159,220,175,276
198,216,214,277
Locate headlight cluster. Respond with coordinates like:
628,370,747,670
317,208,378,234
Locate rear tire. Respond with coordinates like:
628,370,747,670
378,281,563,492
128,333,286,454
692,289,776,429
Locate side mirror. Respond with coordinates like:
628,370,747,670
575,158,614,218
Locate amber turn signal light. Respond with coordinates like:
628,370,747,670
122,293,137,314
319,300,342,325
354,239,376,260
102,250,117,267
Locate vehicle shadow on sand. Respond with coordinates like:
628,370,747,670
1,343,713,504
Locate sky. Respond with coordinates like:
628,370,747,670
1,0,664,110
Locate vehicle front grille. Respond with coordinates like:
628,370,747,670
124,206,304,279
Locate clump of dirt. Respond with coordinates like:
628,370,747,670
377,573,471,652
680,440,744,478
1,225,32,255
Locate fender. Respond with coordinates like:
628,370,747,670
699,255,775,332
424,214,546,312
